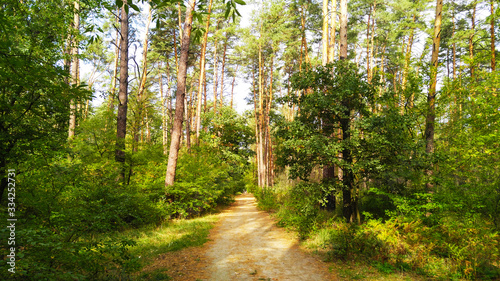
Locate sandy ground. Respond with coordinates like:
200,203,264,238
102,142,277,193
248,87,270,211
146,193,338,280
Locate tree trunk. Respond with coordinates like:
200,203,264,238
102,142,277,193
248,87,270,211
491,0,496,71
340,110,354,222
133,3,152,152
159,63,168,155
369,5,376,83
68,0,80,141
452,9,456,79
219,37,228,109
366,5,372,79
469,1,476,78
195,0,213,144
300,6,310,64
230,65,238,109
115,0,129,164
258,33,266,188
165,0,196,186
185,93,191,152
109,8,120,111
339,0,348,60
425,0,443,192
322,0,329,66
328,0,337,63
213,38,219,113
402,14,415,92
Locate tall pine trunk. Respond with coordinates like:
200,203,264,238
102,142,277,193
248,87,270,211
491,0,496,71
115,0,129,164
322,0,329,66
328,0,337,63
108,8,120,111
68,0,80,141
425,0,443,192
195,0,213,144
165,0,196,186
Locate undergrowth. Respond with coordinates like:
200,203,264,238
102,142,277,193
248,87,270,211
251,183,500,280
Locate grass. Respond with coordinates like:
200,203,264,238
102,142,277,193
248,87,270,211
98,213,219,280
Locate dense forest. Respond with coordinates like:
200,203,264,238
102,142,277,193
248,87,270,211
0,0,499,279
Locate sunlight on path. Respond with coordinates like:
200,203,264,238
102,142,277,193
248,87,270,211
205,194,337,281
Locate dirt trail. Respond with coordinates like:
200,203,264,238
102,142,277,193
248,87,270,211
205,193,337,281
147,193,337,280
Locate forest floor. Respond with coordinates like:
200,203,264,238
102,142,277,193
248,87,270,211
143,193,338,280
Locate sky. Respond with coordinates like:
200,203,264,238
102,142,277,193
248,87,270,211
86,1,256,115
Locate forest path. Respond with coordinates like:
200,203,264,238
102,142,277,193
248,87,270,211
146,193,338,280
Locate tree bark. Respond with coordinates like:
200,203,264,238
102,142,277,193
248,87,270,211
230,65,238,109
159,63,168,155
219,37,228,109
425,0,443,192
339,0,348,60
115,0,129,164
469,1,476,78
300,6,310,64
366,5,372,79
165,0,196,186
213,35,219,112
133,3,152,152
328,0,337,63
258,32,266,187
68,0,80,141
452,8,456,79
195,0,213,144
109,8,120,111
491,0,496,71
322,0,329,66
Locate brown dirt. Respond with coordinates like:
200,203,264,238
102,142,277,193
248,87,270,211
145,193,338,280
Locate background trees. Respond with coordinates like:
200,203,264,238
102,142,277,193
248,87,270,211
1,0,499,279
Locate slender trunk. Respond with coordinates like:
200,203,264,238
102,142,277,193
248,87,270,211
425,0,443,192
366,5,372,79
328,0,337,63
230,65,238,109
340,111,354,222
109,8,120,110
219,37,228,109
258,33,266,188
133,3,152,152
300,6,310,64
185,94,191,152
453,10,456,79
159,63,168,155
491,0,496,71
369,6,376,82
195,0,213,144
469,1,476,78
213,39,219,112
402,14,415,91
339,0,348,60
165,0,196,186
173,29,179,73
377,45,386,112
267,55,275,186
68,0,80,141
115,0,129,164
322,0,329,66
252,70,261,187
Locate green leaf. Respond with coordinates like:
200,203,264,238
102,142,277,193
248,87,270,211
234,0,246,5
129,3,140,12
116,0,124,8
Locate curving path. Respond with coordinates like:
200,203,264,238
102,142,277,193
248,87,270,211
145,193,338,280
204,193,337,281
